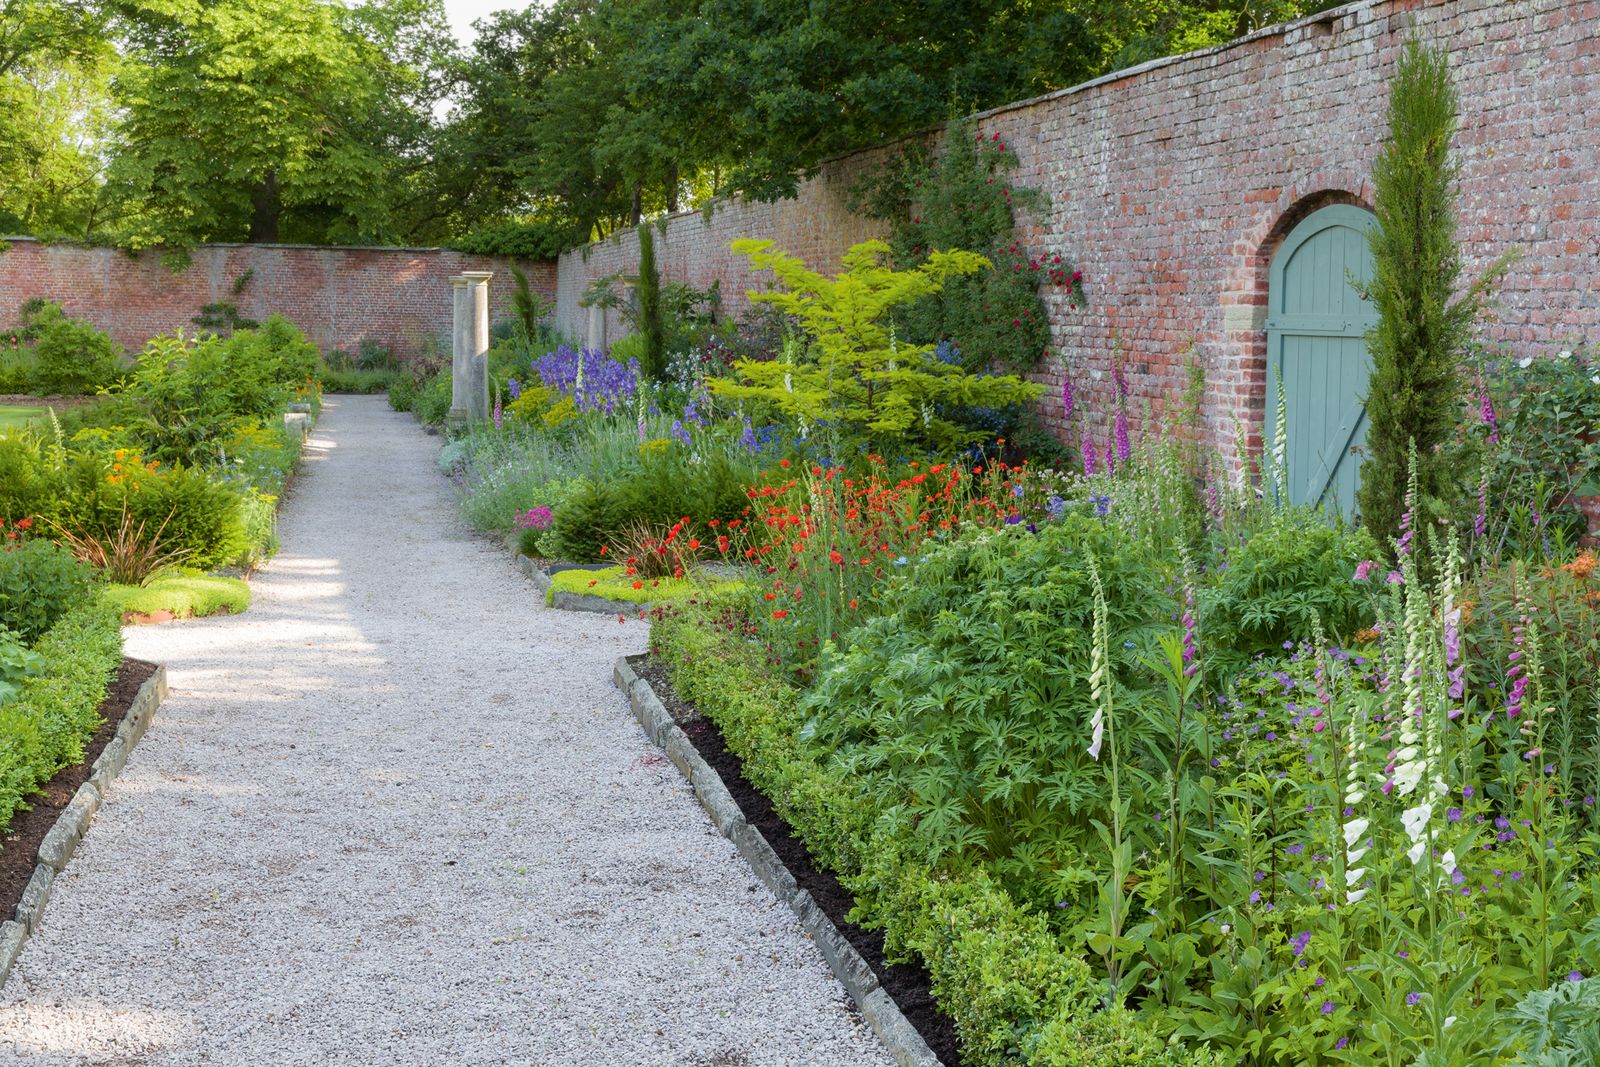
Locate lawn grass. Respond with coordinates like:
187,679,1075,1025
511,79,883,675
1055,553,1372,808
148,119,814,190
0,404,46,430
545,564,745,606
105,571,252,620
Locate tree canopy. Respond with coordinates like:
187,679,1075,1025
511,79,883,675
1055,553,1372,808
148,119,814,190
0,0,1341,252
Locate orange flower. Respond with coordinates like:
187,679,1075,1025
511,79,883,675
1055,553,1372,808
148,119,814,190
631,580,644,590
1563,551,1597,580
772,609,789,619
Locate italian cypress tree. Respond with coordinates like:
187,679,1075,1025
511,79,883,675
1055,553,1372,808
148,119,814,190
635,223,666,381
1357,36,1506,552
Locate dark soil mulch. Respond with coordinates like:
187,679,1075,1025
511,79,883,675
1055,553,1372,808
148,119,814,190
0,658,159,920
638,657,965,1066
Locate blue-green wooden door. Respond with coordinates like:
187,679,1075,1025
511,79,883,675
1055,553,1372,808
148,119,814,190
1265,204,1378,516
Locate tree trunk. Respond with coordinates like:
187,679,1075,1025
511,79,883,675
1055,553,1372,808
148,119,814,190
248,170,281,243
666,165,679,213
629,185,642,228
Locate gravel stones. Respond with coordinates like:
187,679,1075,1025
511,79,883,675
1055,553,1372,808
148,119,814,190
0,396,893,1067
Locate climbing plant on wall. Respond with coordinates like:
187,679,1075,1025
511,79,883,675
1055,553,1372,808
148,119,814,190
855,124,1085,373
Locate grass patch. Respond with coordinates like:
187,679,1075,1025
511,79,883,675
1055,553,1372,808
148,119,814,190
105,571,252,620
0,404,46,430
545,564,744,606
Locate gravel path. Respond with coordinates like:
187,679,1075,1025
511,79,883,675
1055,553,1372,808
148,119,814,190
0,395,894,1067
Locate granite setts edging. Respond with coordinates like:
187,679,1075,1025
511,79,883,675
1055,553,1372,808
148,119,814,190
611,654,943,1067
0,665,168,988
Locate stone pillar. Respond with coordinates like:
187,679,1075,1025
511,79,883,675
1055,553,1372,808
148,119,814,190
448,276,472,428
462,271,493,423
586,303,606,352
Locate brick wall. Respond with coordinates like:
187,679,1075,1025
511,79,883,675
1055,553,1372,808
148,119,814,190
555,0,1600,463
0,240,556,364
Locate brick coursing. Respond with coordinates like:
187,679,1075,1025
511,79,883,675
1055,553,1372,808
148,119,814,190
0,241,556,365
555,0,1600,468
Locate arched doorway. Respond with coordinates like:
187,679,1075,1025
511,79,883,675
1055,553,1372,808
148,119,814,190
1265,203,1377,516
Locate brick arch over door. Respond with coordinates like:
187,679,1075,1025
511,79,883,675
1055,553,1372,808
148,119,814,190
1214,182,1372,468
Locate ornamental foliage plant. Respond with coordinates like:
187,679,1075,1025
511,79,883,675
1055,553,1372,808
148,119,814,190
806,514,1169,905
708,239,1043,450
1358,37,1508,554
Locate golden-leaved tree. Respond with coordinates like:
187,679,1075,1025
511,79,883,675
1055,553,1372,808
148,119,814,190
709,238,1042,450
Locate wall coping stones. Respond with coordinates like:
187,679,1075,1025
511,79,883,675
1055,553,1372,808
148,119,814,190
0,664,168,988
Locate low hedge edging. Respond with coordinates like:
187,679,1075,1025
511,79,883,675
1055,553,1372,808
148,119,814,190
0,595,123,834
652,599,1206,1067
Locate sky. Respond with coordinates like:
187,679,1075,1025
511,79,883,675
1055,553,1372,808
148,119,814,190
443,0,519,47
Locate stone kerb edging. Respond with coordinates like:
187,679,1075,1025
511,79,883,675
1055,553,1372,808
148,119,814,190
611,655,942,1067
513,553,659,616
0,665,169,987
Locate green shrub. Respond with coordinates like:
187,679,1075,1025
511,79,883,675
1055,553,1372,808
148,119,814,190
0,444,246,571
0,596,121,836
388,373,420,412
124,318,315,464
29,306,122,395
0,432,63,523
807,515,1170,904
0,627,44,708
130,465,246,569
0,348,38,393
1200,508,1379,666
411,369,452,425
654,598,1187,1067
547,449,754,561
318,365,397,394
0,539,94,644
855,124,1081,373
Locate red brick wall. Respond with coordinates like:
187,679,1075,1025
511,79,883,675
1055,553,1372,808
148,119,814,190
0,240,556,365
556,0,1600,464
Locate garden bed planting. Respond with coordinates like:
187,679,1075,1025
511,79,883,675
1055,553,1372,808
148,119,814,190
0,658,159,920
632,654,963,1065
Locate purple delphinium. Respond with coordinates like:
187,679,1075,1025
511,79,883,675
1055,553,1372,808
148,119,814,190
1061,376,1074,419
1114,407,1131,463
534,344,640,414
1081,432,1097,476
1481,391,1499,444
